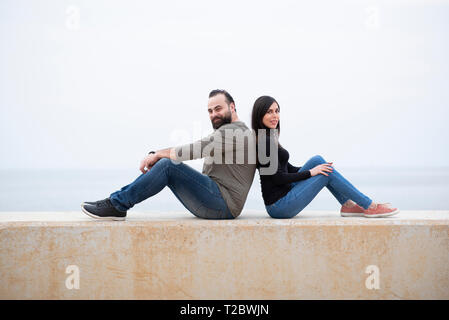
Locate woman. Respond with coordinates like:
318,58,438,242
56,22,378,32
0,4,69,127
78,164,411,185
251,95,399,219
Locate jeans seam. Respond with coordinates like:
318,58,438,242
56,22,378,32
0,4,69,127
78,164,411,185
289,175,327,202
168,163,225,201
273,176,327,217
167,163,230,218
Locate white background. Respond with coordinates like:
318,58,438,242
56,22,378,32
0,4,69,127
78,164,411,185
1,0,448,171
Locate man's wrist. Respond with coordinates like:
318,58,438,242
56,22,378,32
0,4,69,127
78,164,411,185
149,148,172,160
149,150,161,160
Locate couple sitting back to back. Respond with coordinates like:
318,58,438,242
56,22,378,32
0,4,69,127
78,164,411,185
81,89,399,221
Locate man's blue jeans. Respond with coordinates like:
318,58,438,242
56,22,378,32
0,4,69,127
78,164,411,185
265,155,373,219
109,158,235,219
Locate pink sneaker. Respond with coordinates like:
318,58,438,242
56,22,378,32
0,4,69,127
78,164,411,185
340,203,365,217
363,202,400,218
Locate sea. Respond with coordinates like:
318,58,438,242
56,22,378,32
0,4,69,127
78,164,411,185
0,166,448,213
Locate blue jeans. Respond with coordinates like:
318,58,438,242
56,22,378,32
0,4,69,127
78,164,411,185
109,158,235,219
266,155,373,219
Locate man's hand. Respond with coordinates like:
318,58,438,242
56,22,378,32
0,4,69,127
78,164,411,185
139,153,160,174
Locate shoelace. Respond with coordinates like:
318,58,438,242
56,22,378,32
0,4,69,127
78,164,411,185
373,203,395,210
370,202,393,210
96,199,111,208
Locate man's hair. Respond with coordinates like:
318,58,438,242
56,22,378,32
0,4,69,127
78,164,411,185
209,89,236,112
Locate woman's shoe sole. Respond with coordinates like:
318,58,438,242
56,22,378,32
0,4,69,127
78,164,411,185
81,204,126,221
363,209,400,218
340,212,364,217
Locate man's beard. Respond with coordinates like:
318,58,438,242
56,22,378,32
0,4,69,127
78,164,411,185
211,108,232,129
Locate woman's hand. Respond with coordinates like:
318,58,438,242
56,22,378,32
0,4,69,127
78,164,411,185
139,153,159,174
310,162,333,177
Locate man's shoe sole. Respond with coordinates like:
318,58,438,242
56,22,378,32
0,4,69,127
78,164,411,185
81,204,126,221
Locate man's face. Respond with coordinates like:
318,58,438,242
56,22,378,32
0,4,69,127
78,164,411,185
207,94,233,129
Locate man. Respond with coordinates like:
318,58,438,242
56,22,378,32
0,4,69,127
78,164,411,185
81,89,257,220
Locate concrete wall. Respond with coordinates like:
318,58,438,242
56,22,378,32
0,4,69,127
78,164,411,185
0,211,448,299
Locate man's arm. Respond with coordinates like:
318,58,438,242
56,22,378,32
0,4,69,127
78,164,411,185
139,132,215,173
170,131,216,162
154,147,177,161
139,147,177,173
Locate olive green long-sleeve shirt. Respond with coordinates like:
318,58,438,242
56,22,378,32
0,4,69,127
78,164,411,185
173,121,256,218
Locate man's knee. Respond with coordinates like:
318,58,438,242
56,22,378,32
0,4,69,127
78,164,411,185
157,158,171,165
156,157,181,168
151,158,179,177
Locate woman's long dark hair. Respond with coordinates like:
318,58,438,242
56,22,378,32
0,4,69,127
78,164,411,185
251,95,281,168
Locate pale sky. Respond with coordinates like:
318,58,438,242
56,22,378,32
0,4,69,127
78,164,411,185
1,0,448,171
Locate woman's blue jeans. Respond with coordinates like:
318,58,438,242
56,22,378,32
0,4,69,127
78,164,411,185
109,158,235,219
266,155,373,219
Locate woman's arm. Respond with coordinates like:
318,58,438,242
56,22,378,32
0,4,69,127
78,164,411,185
270,168,311,185
259,136,311,185
287,162,301,173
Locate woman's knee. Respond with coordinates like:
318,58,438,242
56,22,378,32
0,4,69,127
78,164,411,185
311,154,326,164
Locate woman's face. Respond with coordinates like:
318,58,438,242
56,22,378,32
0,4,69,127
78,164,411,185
262,102,280,129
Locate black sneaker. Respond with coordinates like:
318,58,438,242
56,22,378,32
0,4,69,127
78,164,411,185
81,198,127,221
83,198,107,205
83,197,115,206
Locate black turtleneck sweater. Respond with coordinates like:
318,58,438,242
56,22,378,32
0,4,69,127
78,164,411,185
257,134,312,205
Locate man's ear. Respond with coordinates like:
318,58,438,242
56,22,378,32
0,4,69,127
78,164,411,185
230,102,236,113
